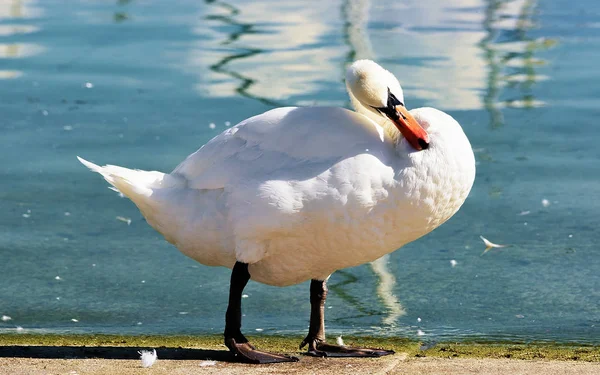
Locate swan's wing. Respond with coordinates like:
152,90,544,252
172,106,391,190
171,107,399,265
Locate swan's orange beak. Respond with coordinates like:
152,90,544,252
392,106,429,151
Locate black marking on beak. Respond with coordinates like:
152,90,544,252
386,87,403,108
371,87,404,120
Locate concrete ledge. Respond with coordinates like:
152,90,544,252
0,334,598,375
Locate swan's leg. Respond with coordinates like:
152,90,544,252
224,261,298,364
300,279,395,358
299,279,328,351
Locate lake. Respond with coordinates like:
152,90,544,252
1,0,599,344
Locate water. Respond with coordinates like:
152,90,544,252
1,0,599,344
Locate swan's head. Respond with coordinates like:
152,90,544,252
346,60,429,151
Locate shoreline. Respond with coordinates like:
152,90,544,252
1,333,598,361
1,334,598,375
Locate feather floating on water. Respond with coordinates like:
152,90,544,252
480,236,508,255
116,216,132,225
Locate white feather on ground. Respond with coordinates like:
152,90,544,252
138,349,157,368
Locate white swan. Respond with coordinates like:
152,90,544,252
78,60,475,363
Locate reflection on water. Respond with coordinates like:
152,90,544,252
203,0,281,106
481,0,554,128
341,0,373,63
0,24,37,35
328,270,381,320
0,42,43,58
369,0,489,110
114,0,131,23
370,255,406,325
188,0,551,116
0,0,42,19
0,0,44,78
186,0,345,105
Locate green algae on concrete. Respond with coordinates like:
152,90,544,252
0,334,598,362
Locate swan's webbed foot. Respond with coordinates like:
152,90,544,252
300,337,394,358
226,337,299,364
301,279,394,358
224,262,298,364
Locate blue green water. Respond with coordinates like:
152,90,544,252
1,0,599,344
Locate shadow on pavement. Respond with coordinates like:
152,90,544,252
0,346,236,361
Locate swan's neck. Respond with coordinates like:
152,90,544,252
347,85,401,143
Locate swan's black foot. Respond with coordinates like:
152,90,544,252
226,338,299,364
300,338,394,358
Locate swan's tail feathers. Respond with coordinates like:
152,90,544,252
77,157,184,235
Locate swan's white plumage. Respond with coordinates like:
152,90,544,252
79,60,475,287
